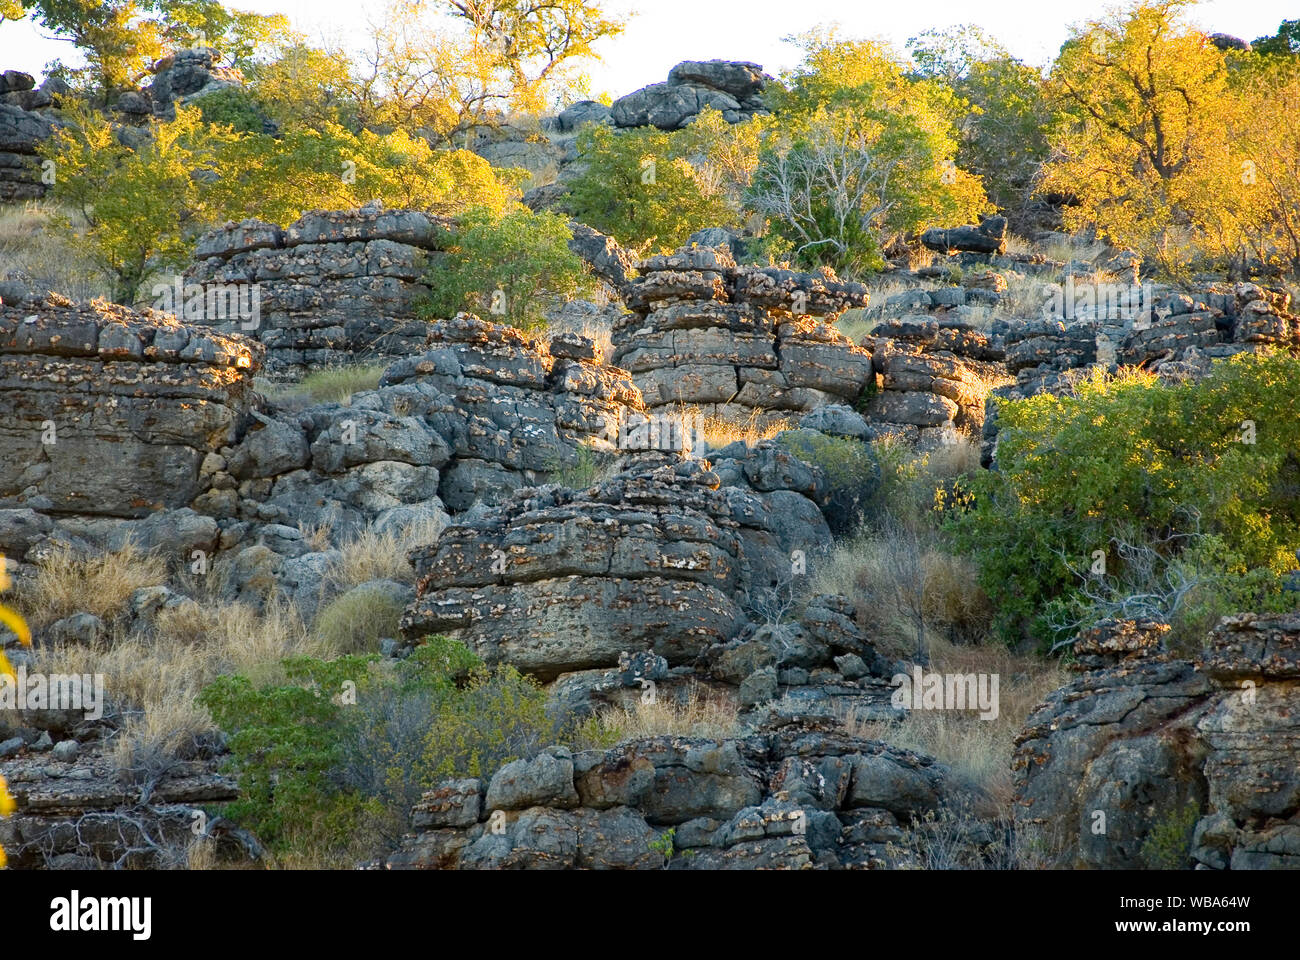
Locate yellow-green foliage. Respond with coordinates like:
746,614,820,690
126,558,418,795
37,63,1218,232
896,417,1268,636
1141,800,1200,870
422,205,595,329
951,352,1300,645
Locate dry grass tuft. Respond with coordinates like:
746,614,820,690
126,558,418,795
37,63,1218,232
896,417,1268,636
18,542,167,628
581,686,740,746
839,638,1065,811
327,516,446,590
0,201,113,301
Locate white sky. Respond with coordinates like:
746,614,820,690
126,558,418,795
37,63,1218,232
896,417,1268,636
0,0,1292,98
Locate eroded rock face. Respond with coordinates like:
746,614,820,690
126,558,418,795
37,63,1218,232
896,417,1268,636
1012,615,1300,869
183,207,453,375
0,740,252,870
384,714,950,870
0,294,261,521
401,455,831,681
862,318,1008,446
0,100,56,201
610,60,769,131
611,247,873,428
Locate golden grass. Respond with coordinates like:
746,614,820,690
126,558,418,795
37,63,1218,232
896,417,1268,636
18,542,167,628
0,201,113,302
838,637,1066,812
686,405,793,450
326,515,446,590
269,363,388,405
579,685,741,746
312,584,406,654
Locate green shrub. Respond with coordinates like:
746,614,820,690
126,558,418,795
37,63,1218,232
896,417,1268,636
1141,801,1200,870
950,353,1300,646
195,87,270,134
421,206,594,330
199,638,570,862
563,123,738,253
777,429,881,534
198,655,382,860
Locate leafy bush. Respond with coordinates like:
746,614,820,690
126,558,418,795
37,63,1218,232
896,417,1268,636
950,353,1300,646
1141,800,1200,870
563,122,738,253
198,655,381,860
776,429,881,534
199,638,568,863
194,86,270,134
421,206,594,329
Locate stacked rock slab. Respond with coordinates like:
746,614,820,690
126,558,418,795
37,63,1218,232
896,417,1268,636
0,301,641,620
379,313,642,512
401,445,904,723
183,207,452,375
384,714,951,870
0,741,248,869
861,318,1008,445
0,93,55,202
0,292,261,532
1012,614,1300,869
611,247,874,429
401,454,826,680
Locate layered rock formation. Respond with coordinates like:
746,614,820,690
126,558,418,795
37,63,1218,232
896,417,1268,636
610,247,874,428
402,446,902,724
0,94,56,202
610,60,770,131
0,741,248,869
862,318,1008,445
384,714,951,870
0,293,261,527
183,206,451,374
1013,614,1300,869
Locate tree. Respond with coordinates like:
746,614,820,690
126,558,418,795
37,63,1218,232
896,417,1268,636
422,206,594,329
563,122,737,253
1253,18,1300,56
909,24,1053,224
750,33,987,273
38,102,234,303
1041,0,1233,274
20,1,288,100
342,0,624,146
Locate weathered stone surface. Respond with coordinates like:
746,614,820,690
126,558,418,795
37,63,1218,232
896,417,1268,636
0,297,261,519
385,714,953,869
1013,614,1300,869
610,60,768,130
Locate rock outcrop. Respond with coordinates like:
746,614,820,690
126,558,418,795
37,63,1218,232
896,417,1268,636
610,246,873,428
1013,614,1300,869
610,60,770,131
183,206,452,375
862,318,1008,445
0,740,250,869
0,293,261,527
921,215,1009,256
0,98,56,202
146,47,243,117
384,714,951,870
